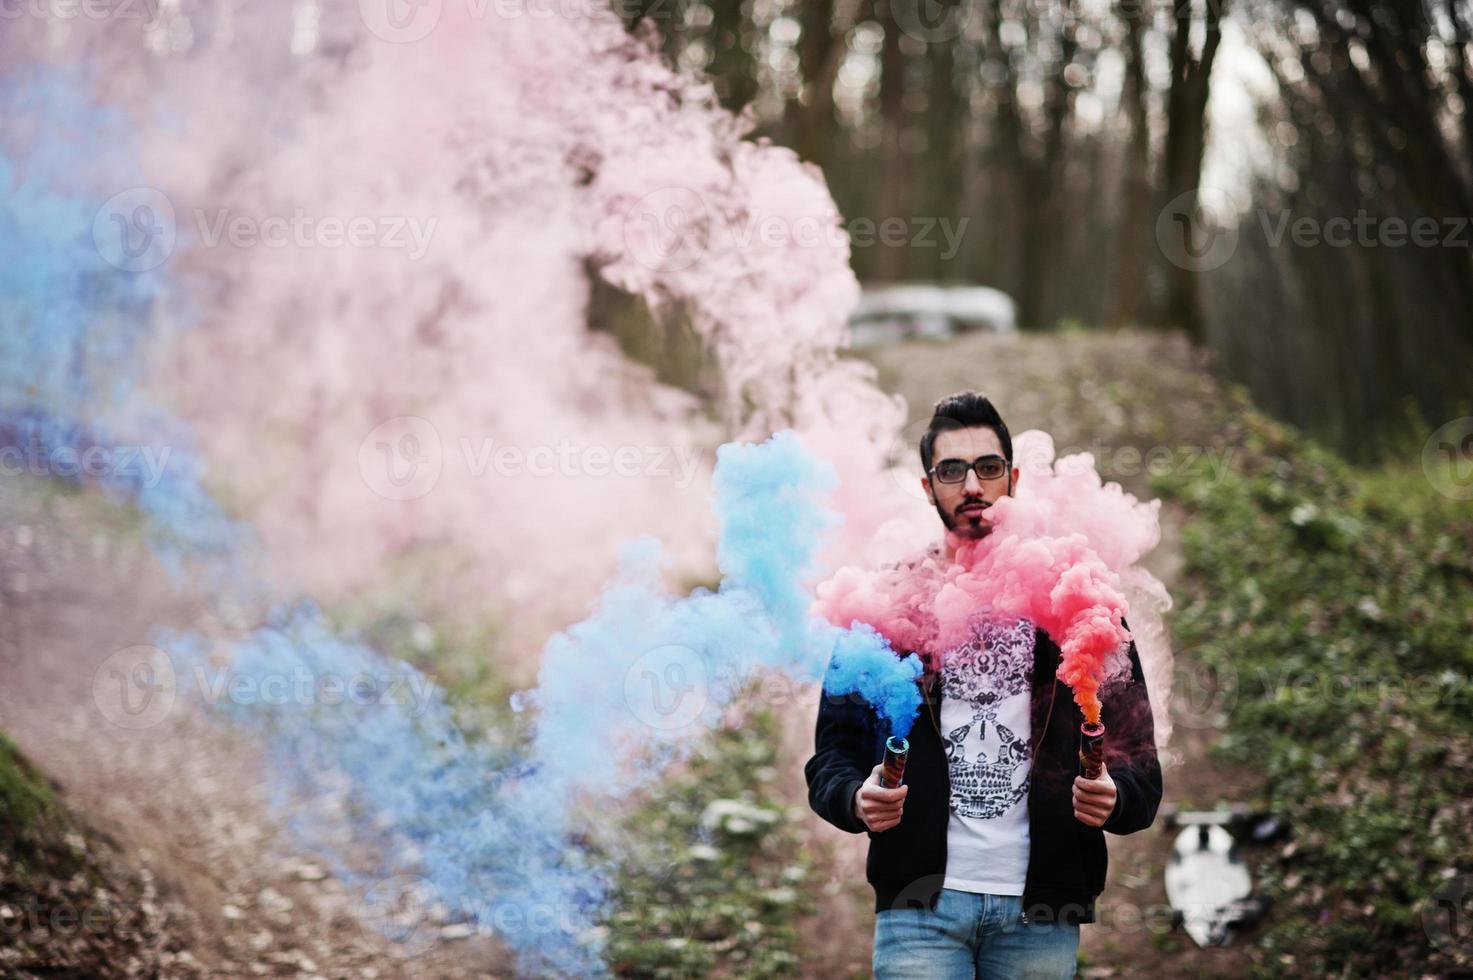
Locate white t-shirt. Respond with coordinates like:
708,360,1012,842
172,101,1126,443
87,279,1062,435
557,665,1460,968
939,612,1035,895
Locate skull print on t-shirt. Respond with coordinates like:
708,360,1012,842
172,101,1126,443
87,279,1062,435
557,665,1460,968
941,614,1034,818
938,613,1036,894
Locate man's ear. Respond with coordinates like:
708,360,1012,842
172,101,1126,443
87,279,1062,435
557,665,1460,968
1010,467,1021,493
921,475,932,501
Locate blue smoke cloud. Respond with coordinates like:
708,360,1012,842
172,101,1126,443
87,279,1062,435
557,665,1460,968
0,69,242,579
820,622,924,739
151,430,924,976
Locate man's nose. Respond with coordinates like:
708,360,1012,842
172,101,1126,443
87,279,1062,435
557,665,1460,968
962,468,984,492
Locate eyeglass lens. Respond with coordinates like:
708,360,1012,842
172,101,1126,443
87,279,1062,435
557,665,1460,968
935,457,1008,483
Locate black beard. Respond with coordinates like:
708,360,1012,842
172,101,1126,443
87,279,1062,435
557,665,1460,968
936,499,993,539
932,472,1012,540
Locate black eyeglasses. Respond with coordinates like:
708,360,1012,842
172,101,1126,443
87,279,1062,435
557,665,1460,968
930,454,1010,484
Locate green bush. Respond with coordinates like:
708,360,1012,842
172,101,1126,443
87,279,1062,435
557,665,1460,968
0,731,57,844
1154,403,1473,977
602,707,813,978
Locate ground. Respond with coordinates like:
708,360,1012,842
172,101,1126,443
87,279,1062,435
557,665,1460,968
0,482,513,978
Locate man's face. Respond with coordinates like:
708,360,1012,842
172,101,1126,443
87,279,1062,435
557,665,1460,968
921,427,1020,540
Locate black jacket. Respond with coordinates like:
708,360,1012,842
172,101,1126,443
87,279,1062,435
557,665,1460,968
803,618,1162,924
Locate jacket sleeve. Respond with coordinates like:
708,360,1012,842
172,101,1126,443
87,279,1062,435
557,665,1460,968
803,676,878,835
1099,617,1164,836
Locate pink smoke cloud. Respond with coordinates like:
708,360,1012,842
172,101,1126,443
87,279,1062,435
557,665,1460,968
816,430,1170,730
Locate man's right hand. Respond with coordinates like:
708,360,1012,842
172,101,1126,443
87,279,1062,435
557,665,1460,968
853,763,908,832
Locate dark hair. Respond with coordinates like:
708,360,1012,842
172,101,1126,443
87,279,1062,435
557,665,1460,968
919,391,1013,474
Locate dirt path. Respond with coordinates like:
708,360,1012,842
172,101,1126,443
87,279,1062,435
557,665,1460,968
0,480,513,978
790,327,1263,978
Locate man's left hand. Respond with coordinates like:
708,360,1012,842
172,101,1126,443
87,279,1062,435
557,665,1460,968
1072,765,1117,827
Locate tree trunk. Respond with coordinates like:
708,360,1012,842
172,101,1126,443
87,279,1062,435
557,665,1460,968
1104,0,1151,327
786,0,842,172
708,0,757,111
1160,0,1228,342
873,0,909,282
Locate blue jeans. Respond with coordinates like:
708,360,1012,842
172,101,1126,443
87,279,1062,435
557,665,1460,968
872,889,1079,979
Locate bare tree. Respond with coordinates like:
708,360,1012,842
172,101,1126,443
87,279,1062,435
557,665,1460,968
1161,0,1229,342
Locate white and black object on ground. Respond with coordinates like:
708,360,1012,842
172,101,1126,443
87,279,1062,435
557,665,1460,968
1163,820,1264,947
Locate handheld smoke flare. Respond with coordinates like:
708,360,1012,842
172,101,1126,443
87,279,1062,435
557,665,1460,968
1078,721,1106,779
879,735,909,788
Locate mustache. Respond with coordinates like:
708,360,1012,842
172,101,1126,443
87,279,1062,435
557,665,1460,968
955,498,991,515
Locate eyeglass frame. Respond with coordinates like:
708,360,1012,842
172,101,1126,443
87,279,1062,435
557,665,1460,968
927,454,1013,484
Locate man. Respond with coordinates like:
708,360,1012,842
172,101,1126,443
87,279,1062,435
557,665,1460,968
804,391,1162,979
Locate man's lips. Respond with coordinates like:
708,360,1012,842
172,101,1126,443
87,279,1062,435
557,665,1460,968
957,502,991,518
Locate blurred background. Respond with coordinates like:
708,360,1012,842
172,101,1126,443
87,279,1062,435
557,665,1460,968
2,1,1471,979
617,0,1473,460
